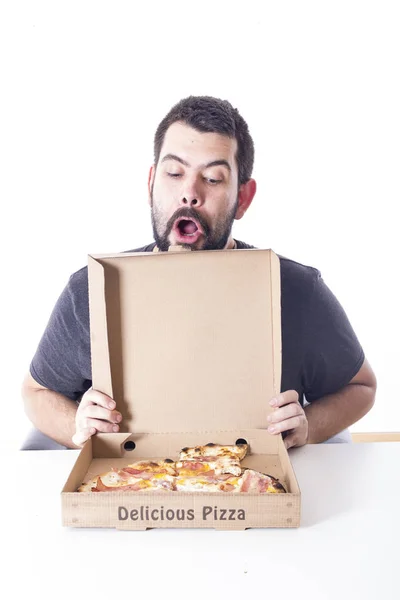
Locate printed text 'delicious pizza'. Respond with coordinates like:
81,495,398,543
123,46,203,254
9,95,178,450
118,505,246,522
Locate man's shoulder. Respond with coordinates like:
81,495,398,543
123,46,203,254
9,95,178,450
236,241,320,283
275,255,321,306
234,240,256,250
278,254,321,283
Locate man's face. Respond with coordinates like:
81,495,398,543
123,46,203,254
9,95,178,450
149,122,242,251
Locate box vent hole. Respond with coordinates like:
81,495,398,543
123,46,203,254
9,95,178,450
124,441,136,451
235,438,248,446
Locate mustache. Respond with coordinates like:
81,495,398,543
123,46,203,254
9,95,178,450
165,207,210,237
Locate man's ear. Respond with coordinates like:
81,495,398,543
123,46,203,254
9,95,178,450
235,179,257,220
148,165,155,206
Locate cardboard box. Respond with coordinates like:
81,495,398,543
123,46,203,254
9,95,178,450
61,248,301,529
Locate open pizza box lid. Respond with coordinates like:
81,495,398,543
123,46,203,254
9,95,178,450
88,247,282,436
62,247,301,529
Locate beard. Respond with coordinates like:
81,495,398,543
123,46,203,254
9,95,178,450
151,191,239,252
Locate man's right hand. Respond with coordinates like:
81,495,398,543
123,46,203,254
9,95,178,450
72,389,122,447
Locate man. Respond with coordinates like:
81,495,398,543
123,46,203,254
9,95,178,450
21,95,376,450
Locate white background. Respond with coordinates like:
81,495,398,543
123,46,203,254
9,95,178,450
1,1,399,452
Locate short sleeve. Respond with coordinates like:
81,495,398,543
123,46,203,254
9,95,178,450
302,273,365,402
29,269,92,401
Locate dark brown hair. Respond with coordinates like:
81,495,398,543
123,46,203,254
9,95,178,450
154,96,254,185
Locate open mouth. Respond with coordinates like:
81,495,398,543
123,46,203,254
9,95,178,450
177,219,199,236
172,217,204,244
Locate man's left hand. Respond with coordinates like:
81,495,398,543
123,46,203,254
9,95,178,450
267,390,308,449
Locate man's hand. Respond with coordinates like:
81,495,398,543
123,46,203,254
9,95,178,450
72,389,122,447
267,390,308,449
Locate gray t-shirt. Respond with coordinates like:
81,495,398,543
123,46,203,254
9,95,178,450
30,241,365,405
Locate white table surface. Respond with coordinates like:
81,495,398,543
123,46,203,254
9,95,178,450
5,443,400,600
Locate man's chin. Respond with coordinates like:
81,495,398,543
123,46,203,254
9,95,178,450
169,229,204,249
154,237,202,252
154,231,232,252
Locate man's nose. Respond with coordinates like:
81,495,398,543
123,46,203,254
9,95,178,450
179,196,200,207
179,179,204,208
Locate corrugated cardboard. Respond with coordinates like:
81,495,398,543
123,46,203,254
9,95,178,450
61,248,301,529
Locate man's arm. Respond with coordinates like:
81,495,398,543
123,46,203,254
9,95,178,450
304,358,376,444
21,373,122,449
267,358,377,448
22,373,81,448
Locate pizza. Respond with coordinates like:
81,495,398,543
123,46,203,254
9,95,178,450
77,442,286,494
240,469,287,493
176,442,247,477
179,442,248,461
77,460,176,493
175,473,242,493
175,443,285,493
174,442,246,492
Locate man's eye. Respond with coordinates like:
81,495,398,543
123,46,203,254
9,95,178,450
167,172,182,178
205,178,222,185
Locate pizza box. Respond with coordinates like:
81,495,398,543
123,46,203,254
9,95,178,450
61,248,301,529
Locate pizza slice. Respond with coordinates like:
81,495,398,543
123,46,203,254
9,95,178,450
175,456,242,477
77,459,176,492
175,443,285,493
175,473,242,493
174,469,286,494
239,469,286,493
179,442,248,461
177,442,248,477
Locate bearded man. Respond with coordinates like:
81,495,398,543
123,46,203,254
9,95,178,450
21,96,376,450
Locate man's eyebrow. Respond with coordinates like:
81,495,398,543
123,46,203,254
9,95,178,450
161,154,231,172
205,160,231,172
161,154,190,166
